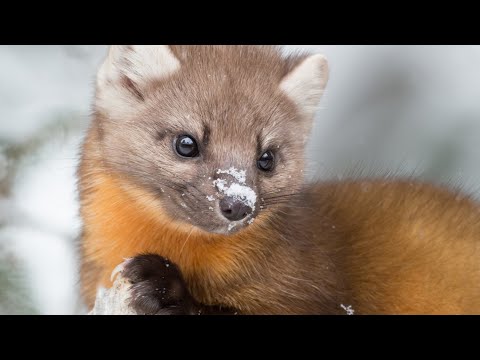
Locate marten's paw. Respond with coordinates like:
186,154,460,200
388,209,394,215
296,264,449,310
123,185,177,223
119,254,196,315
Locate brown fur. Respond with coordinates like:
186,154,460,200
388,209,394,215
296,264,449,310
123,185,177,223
79,45,480,314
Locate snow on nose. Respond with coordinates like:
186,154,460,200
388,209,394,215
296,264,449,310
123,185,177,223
212,167,257,212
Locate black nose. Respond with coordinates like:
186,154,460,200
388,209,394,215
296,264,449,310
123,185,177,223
219,196,252,221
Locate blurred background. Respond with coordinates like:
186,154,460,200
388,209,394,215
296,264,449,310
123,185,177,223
1,45,480,314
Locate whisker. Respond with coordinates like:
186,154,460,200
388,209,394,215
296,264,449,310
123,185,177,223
180,226,195,254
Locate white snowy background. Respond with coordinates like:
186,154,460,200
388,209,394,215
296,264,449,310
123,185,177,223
1,45,480,314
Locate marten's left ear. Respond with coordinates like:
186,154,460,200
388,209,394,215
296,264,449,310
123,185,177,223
280,54,329,120
95,45,180,119
97,45,180,90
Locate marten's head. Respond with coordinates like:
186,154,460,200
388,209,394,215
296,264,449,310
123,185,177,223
93,45,328,235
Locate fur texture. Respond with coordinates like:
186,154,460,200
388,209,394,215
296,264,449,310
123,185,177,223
79,45,480,314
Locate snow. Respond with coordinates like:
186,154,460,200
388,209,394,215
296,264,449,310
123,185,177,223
90,260,137,315
340,304,355,315
213,178,227,191
216,167,246,184
213,179,257,211
213,168,257,212
223,183,257,210
211,167,258,226
89,279,137,315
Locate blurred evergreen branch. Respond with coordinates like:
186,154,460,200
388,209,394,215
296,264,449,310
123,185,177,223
0,112,87,197
0,246,38,314
0,113,87,314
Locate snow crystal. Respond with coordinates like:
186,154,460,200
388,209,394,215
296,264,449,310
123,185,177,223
228,223,236,231
206,195,215,202
340,304,355,315
213,178,228,191
208,206,214,211
213,168,256,211
247,218,255,225
216,167,246,184
213,180,257,211
180,202,187,208
226,183,256,209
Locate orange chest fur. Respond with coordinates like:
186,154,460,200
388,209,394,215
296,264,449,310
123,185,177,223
81,172,250,289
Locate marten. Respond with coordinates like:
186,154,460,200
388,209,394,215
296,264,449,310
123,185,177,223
79,45,480,314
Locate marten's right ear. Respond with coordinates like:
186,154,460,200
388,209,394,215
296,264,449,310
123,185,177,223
95,45,180,117
280,54,329,121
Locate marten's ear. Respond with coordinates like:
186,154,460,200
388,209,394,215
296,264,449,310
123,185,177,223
97,45,180,89
95,45,180,117
280,54,329,120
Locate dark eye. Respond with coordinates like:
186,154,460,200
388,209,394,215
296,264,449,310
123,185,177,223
257,150,275,171
175,135,199,158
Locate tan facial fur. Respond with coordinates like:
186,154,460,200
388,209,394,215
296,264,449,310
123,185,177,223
92,45,328,236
